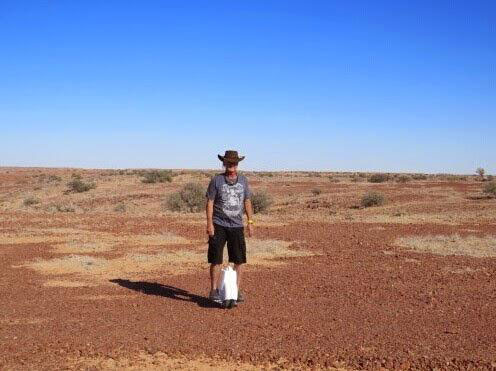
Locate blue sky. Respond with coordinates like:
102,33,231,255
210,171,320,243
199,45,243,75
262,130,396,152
1,1,494,173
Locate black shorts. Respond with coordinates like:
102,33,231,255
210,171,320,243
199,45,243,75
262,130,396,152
208,223,247,265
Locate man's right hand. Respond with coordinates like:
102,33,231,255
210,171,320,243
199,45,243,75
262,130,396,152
207,223,215,237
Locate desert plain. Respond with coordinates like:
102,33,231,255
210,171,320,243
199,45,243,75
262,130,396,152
1,167,495,370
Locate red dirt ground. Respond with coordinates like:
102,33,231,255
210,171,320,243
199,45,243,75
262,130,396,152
1,168,496,370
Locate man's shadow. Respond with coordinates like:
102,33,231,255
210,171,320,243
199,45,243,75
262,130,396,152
109,278,220,308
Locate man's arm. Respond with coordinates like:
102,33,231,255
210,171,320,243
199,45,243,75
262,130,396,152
206,199,214,236
244,199,254,237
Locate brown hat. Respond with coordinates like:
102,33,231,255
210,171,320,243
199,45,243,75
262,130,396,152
218,150,245,163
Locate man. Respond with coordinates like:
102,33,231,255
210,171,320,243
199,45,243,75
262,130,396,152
206,150,254,304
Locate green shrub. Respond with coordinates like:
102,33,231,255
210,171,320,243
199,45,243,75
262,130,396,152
166,182,205,212
368,173,389,183
23,196,40,206
361,192,386,207
251,191,273,214
66,179,96,193
483,182,496,196
142,170,173,184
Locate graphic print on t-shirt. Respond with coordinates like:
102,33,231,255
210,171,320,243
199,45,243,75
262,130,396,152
220,183,245,218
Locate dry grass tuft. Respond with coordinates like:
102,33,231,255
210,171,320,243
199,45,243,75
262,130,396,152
66,351,341,371
16,238,315,285
247,239,314,264
395,234,496,258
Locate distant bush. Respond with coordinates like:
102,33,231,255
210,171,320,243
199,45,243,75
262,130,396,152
251,191,273,214
487,175,494,182
476,167,485,180
368,173,389,183
483,182,496,196
411,174,428,180
351,174,365,183
48,203,75,212
361,192,386,207
396,175,411,183
259,172,274,178
445,175,468,182
48,175,62,182
166,182,205,212
142,170,173,184
114,203,126,213
311,188,322,196
66,179,96,193
23,196,40,206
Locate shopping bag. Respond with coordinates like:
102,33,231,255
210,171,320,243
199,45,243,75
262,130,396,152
218,265,238,303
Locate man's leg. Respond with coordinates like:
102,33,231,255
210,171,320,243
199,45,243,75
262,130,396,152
227,226,247,301
233,263,243,289
210,263,221,291
208,224,226,294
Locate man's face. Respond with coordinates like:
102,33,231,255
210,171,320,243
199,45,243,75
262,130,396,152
225,161,238,174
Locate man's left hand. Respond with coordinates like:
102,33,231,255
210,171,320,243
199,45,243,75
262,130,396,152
247,224,254,237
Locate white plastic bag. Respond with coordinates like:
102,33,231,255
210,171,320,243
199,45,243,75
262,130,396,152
218,265,238,301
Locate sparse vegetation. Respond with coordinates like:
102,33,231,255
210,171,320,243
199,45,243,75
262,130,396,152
49,203,75,212
141,170,174,184
66,179,96,193
259,172,274,178
48,175,62,182
411,174,428,180
166,182,205,212
476,167,485,180
368,173,389,183
396,175,411,183
396,234,496,258
114,203,127,212
483,182,496,197
23,196,41,206
251,191,273,214
311,188,322,196
361,191,386,207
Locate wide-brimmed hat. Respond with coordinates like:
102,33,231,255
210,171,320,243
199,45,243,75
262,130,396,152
218,150,245,163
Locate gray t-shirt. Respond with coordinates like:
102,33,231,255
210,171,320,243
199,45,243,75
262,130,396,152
206,173,252,228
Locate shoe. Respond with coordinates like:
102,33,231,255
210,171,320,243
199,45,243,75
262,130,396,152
209,289,221,303
237,290,245,303
223,299,235,309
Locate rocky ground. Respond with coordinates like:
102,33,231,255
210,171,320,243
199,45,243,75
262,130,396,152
1,167,495,370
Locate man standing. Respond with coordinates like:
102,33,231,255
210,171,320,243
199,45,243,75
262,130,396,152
206,150,254,304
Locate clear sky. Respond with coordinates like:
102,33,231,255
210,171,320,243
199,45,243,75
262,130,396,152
1,1,494,173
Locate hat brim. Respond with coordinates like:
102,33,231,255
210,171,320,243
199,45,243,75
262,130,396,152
218,155,245,162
